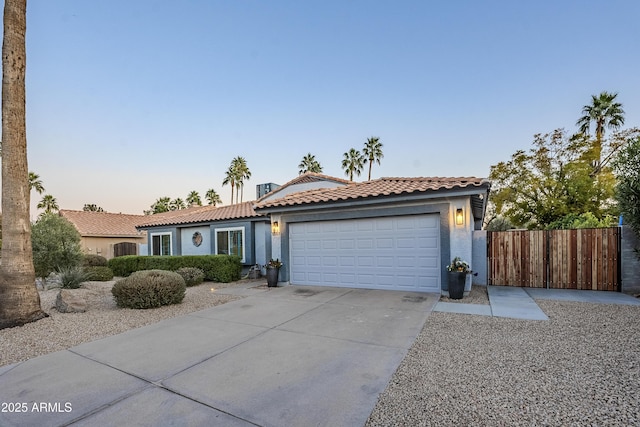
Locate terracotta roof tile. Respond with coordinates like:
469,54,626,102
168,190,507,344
255,177,490,209
59,210,147,237
136,201,266,228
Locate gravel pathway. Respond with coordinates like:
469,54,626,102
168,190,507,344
366,299,640,426
0,279,251,367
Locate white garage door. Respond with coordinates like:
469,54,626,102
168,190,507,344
289,215,440,292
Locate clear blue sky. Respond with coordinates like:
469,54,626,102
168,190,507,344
15,0,640,215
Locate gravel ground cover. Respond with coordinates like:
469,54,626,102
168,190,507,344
0,279,252,367
440,284,489,305
367,300,640,426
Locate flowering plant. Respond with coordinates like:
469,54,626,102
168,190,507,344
446,257,471,273
266,258,283,268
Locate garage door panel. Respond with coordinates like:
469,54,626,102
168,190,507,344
289,215,440,292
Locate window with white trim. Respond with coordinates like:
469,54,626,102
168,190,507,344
215,227,245,262
151,232,172,256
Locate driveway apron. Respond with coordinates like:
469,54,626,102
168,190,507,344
0,284,438,427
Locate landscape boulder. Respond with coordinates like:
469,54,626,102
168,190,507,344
55,290,87,313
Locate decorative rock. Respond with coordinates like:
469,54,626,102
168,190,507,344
55,290,87,313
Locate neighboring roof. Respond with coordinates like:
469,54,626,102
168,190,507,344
136,201,266,228
59,210,147,238
257,172,352,202
255,177,491,210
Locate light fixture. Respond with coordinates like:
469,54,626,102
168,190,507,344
271,221,280,234
455,208,464,226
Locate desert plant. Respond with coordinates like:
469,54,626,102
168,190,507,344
58,266,91,289
84,266,114,281
111,270,186,309
31,213,83,282
83,254,108,267
174,267,205,287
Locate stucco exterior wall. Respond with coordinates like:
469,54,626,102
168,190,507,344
621,225,640,294
448,198,473,292
80,236,145,260
472,230,487,285
180,226,211,256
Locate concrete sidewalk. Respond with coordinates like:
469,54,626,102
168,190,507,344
434,285,640,320
0,284,438,427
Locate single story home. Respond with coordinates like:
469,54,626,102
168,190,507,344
136,173,491,294
59,210,147,259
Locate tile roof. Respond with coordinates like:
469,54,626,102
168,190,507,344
59,210,147,237
257,172,352,201
136,201,266,228
255,177,490,209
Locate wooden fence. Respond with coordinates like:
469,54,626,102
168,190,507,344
488,228,620,291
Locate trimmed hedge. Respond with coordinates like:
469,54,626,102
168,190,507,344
83,254,108,267
111,270,186,309
107,255,242,282
85,266,114,281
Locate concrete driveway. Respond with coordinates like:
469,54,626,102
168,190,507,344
0,284,438,427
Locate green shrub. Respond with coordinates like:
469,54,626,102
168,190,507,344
85,266,114,281
32,214,83,281
111,270,186,309
108,255,242,282
175,267,205,287
58,266,91,289
83,254,108,267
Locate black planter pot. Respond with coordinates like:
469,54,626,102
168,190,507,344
448,271,466,299
266,267,280,287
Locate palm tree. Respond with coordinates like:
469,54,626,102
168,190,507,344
37,194,59,215
186,190,202,207
0,0,47,329
170,198,186,211
150,196,171,214
298,153,323,174
576,91,625,172
83,204,104,212
28,172,45,194
205,188,222,206
222,165,237,204
362,137,383,181
341,148,365,181
232,156,251,203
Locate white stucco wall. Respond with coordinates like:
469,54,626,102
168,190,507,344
180,226,211,256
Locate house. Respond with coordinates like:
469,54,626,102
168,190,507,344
136,172,491,294
59,210,148,259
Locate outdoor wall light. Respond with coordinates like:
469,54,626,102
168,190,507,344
271,221,280,234
455,208,464,226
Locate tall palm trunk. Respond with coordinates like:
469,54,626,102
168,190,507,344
0,0,47,329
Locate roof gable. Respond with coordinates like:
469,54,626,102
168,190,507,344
258,172,351,202
255,177,490,210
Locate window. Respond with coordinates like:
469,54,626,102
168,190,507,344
215,227,245,262
151,233,172,256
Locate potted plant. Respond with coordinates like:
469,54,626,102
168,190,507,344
446,257,471,299
265,259,282,287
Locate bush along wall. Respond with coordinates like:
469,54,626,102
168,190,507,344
107,255,242,282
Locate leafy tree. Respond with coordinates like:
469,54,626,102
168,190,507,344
205,188,222,206
37,194,59,215
186,190,202,206
149,196,171,214
31,214,83,283
0,0,46,329
233,156,251,203
576,91,625,173
362,137,383,181
341,148,365,181
28,171,44,194
489,129,616,229
83,204,104,212
613,131,640,236
298,153,323,174
170,198,186,211
222,165,237,204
